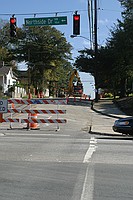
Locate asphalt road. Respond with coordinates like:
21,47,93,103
0,102,133,200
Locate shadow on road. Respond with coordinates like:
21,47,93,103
90,132,133,140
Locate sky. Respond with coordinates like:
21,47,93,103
0,0,123,98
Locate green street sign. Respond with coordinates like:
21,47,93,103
25,16,67,27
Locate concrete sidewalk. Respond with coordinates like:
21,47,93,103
92,99,131,119
90,99,131,135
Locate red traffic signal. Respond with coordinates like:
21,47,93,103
73,14,80,35
74,15,80,21
10,17,16,37
10,18,16,24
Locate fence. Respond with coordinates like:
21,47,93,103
1,98,67,131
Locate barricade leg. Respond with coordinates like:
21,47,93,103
26,92,32,130
10,103,14,129
55,104,60,132
26,113,30,130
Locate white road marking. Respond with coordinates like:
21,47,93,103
80,137,97,200
80,164,94,200
83,136,97,163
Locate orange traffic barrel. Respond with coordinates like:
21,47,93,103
28,93,32,99
40,92,44,98
37,92,40,98
12,103,15,108
30,113,39,130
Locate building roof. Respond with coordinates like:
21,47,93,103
0,66,10,76
0,66,18,80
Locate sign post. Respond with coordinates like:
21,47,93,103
25,16,67,27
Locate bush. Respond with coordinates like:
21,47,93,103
104,93,113,98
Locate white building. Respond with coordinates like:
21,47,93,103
0,65,26,97
0,66,17,94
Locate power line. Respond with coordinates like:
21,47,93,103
98,8,121,13
0,10,86,17
0,8,121,17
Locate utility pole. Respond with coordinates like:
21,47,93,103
94,0,98,56
28,49,31,99
88,0,98,101
94,0,98,102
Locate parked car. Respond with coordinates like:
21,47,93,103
113,117,133,135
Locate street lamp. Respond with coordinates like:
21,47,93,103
70,34,92,45
70,35,93,49
70,34,88,40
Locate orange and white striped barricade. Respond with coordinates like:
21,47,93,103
6,98,67,130
0,113,3,123
8,108,66,130
21,119,66,124
8,98,67,105
8,109,66,115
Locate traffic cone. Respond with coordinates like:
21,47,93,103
28,93,32,99
40,92,44,98
30,113,39,130
37,92,40,98
12,103,15,109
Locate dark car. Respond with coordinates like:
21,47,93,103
113,117,133,135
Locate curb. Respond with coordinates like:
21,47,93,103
89,131,133,138
91,107,123,119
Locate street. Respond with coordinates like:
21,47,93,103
0,101,133,200
0,0,132,199
91,137,133,200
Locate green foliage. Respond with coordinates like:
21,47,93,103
0,22,73,93
119,0,133,19
104,93,113,98
74,0,133,98
0,46,12,62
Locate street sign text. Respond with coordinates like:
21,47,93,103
25,16,67,27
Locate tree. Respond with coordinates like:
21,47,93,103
74,0,133,98
119,0,133,19
0,46,12,62
0,23,73,94
74,46,118,96
13,26,73,92
0,20,15,64
107,0,133,97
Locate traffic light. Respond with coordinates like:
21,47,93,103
73,14,80,35
10,17,16,37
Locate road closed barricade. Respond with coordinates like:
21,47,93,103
0,98,67,130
